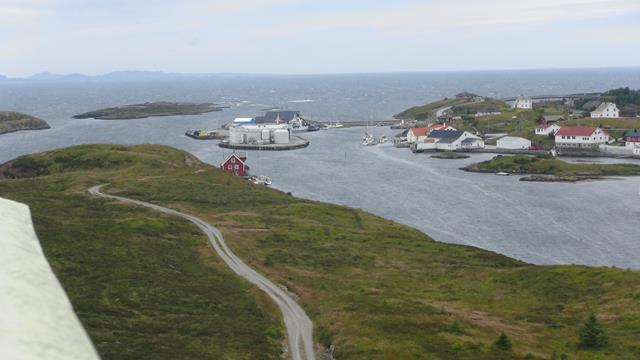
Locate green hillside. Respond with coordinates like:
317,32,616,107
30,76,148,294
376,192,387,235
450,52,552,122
1,144,639,360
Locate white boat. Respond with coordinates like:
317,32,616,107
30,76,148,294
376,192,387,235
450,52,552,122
327,122,344,129
290,118,309,133
257,175,272,186
379,136,388,143
496,172,510,176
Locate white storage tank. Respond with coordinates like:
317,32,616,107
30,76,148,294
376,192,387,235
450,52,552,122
273,129,290,144
262,129,270,140
229,127,243,144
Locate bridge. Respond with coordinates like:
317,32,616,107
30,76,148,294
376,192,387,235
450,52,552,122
501,92,602,102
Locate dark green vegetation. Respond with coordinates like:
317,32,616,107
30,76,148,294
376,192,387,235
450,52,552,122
465,154,640,177
73,101,222,120
576,88,640,115
1,145,640,359
579,314,608,349
0,111,50,134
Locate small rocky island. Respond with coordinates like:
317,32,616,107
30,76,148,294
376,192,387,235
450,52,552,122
73,101,222,120
463,154,640,182
0,111,51,135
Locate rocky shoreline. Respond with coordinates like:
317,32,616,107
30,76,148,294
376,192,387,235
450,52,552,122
0,111,51,135
73,101,222,120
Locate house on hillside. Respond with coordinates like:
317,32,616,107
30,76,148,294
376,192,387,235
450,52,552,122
535,123,561,136
513,95,532,110
497,136,531,150
474,110,502,117
590,102,619,118
624,130,640,149
541,115,563,123
555,127,610,149
222,153,249,177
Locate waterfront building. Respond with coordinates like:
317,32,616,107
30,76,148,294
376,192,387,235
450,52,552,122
497,136,532,150
229,124,292,145
233,117,256,125
406,124,456,143
427,130,484,151
624,130,640,149
554,127,610,148
222,153,249,177
513,95,533,109
590,102,619,118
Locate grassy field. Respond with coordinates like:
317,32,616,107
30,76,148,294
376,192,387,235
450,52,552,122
465,154,640,176
1,144,640,359
0,111,50,134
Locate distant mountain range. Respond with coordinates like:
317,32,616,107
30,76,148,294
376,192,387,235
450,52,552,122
0,71,264,82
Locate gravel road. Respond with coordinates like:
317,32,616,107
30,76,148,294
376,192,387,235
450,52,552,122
89,185,315,360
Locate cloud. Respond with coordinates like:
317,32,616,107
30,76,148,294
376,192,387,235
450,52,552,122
275,0,640,33
191,0,295,14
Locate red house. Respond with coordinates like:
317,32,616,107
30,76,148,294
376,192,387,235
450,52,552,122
222,153,249,177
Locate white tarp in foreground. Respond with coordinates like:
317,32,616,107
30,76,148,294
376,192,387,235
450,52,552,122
0,197,99,360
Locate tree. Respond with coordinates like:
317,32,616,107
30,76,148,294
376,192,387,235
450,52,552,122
578,313,608,349
494,332,513,351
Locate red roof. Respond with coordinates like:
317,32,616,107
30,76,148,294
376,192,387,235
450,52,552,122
555,127,597,137
409,127,429,137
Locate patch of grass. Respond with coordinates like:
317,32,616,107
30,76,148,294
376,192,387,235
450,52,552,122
2,144,640,359
466,154,640,176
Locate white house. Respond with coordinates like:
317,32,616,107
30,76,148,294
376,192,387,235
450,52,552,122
535,123,561,136
474,110,502,117
590,102,619,118
513,96,532,110
497,136,532,150
406,124,456,143
428,130,484,151
555,127,610,149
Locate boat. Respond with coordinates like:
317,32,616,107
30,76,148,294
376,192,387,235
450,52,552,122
185,129,221,140
379,135,388,143
258,175,272,186
290,118,309,132
326,122,344,129
496,172,511,176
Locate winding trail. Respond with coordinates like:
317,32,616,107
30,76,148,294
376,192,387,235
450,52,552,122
88,185,315,360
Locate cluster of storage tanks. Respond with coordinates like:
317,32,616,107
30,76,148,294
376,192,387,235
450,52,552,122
229,124,292,145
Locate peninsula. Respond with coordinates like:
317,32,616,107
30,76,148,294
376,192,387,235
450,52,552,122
0,111,51,135
1,144,638,359
72,101,222,120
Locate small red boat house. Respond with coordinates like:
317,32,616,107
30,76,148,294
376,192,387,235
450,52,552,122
222,153,249,177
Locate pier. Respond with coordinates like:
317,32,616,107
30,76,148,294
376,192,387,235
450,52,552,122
219,135,310,151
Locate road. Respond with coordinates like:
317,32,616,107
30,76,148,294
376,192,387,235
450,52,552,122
88,185,315,360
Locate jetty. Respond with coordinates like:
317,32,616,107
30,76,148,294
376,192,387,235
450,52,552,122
219,135,309,151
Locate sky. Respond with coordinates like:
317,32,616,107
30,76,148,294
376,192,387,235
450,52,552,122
1,0,639,77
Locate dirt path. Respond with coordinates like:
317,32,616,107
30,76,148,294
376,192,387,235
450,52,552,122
88,185,315,360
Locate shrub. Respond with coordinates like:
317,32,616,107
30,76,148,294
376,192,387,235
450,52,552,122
578,313,608,349
494,332,513,351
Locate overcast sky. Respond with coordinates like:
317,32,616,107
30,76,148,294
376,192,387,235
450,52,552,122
1,0,639,77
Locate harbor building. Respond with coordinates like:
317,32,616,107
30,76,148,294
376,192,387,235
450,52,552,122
497,136,532,150
228,124,292,145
